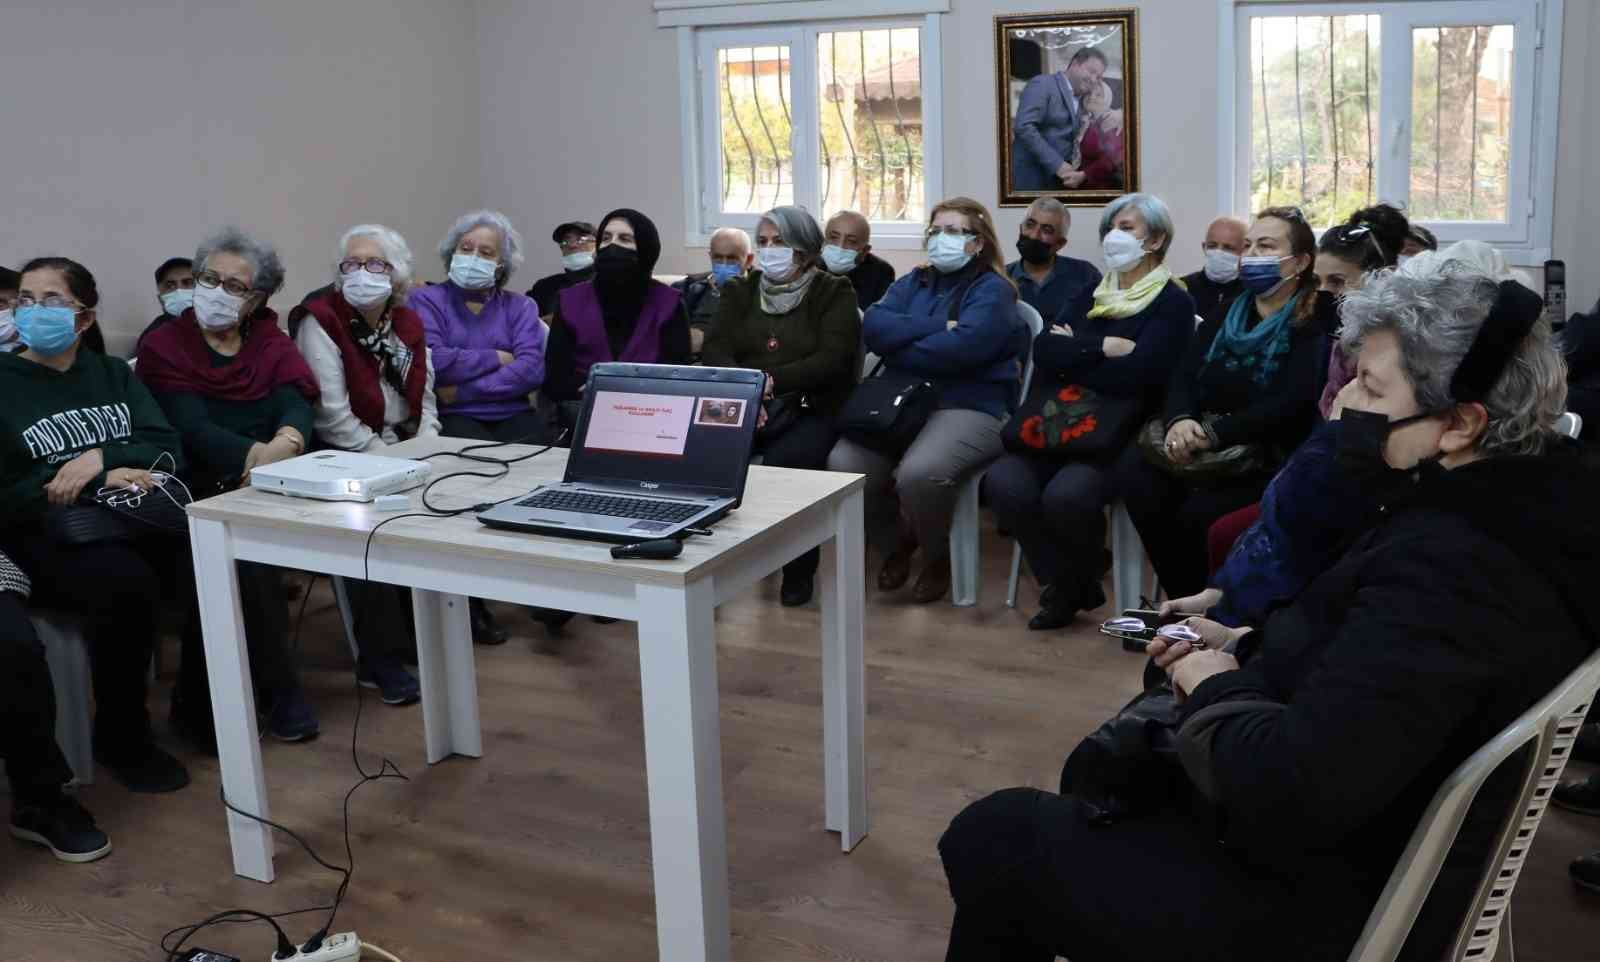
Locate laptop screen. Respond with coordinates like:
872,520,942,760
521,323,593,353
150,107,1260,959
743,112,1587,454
566,365,763,498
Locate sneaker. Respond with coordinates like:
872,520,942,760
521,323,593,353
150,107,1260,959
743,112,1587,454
1553,773,1600,816
1571,851,1600,893
11,793,112,862
1574,722,1600,764
94,741,190,794
263,687,320,742
357,655,421,706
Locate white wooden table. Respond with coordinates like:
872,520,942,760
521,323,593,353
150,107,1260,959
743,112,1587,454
186,437,868,962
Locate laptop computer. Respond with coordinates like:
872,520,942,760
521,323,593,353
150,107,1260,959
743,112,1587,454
476,362,765,542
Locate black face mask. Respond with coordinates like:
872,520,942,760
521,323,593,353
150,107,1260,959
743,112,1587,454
1016,235,1055,266
1335,407,1442,496
594,244,640,277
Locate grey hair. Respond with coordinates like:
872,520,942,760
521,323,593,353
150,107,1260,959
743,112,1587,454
759,206,824,258
1099,192,1174,259
1338,265,1566,457
708,226,752,260
1025,196,1071,229
436,209,525,284
337,224,415,300
195,226,285,297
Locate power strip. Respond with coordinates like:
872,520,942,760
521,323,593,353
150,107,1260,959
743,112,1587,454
271,931,361,962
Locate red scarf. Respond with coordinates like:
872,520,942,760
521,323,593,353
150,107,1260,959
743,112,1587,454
136,309,320,403
293,291,429,432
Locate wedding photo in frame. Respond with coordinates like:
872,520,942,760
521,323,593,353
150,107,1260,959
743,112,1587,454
996,8,1140,207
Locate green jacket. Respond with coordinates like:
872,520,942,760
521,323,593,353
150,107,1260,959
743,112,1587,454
701,269,862,417
0,350,184,530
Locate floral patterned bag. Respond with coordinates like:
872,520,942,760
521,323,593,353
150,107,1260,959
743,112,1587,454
1000,380,1142,460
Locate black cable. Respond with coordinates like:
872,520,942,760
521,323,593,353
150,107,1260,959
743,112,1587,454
162,907,298,961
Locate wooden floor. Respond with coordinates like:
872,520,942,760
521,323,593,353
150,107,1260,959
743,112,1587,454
4,521,1599,961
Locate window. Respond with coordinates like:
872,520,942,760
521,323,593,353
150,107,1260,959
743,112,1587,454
684,18,942,247
1222,1,1562,262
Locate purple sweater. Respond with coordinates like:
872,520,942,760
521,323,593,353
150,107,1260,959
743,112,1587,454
410,281,547,421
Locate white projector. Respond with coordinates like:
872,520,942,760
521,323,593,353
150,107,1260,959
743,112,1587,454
248,451,431,502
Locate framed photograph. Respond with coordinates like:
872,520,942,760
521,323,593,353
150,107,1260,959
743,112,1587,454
996,8,1140,207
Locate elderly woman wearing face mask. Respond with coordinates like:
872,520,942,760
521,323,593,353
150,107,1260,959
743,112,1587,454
410,209,548,446
542,208,692,406
136,227,325,749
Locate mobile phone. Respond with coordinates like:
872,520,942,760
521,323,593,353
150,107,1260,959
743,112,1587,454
1545,260,1567,330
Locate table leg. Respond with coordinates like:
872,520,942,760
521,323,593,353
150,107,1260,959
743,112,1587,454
636,580,729,962
411,590,481,764
189,518,274,882
818,489,868,851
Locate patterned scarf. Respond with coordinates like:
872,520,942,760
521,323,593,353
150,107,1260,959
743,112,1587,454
350,312,414,396
1086,265,1173,320
759,265,818,316
1204,289,1302,388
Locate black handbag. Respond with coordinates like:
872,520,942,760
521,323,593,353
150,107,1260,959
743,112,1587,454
1001,380,1142,459
1058,681,1186,824
45,481,191,547
755,391,805,445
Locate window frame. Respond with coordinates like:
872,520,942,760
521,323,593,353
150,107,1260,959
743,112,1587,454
675,14,944,249
1216,0,1563,264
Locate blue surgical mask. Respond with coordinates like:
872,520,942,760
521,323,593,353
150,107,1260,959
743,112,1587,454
161,288,194,317
15,304,81,356
561,251,594,272
821,244,859,274
1240,255,1294,295
927,232,974,274
710,263,742,287
449,253,499,290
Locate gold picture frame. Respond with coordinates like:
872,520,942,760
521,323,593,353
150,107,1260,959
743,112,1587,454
996,8,1140,207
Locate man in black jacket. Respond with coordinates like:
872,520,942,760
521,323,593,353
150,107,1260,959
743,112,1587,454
1180,215,1247,320
524,221,597,317
821,210,896,312
940,268,1596,962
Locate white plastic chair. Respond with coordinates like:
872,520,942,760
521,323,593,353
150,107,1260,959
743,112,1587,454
1005,499,1150,612
951,301,1043,607
1347,646,1600,962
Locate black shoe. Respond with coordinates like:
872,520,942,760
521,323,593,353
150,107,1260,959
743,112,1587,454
95,741,190,794
1080,581,1108,615
780,573,814,607
1027,604,1075,631
1553,773,1600,816
470,598,509,646
1571,851,1600,893
11,793,112,862
1574,722,1600,764
529,607,577,637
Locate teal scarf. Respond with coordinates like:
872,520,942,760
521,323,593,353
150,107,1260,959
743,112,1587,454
1203,290,1301,387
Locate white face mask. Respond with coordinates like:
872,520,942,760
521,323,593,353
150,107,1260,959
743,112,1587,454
1202,248,1241,284
821,244,859,274
342,269,393,309
0,308,15,348
160,288,195,317
757,245,796,281
561,251,595,272
193,283,247,332
1101,229,1147,273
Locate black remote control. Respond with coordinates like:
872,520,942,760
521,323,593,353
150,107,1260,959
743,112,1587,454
611,538,684,560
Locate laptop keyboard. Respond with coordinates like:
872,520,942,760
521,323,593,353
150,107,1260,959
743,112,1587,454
516,489,704,524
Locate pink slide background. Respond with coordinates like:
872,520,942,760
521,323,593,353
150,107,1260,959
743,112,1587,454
584,391,695,457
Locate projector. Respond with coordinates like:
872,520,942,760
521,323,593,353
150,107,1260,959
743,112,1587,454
248,451,431,502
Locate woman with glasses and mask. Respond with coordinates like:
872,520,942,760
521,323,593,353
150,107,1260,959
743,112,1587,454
828,197,1027,604
1112,207,1326,601
0,257,192,793
287,224,437,706
136,227,323,749
701,205,860,607
411,210,547,447
542,208,691,407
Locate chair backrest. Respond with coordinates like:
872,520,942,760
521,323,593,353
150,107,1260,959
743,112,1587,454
1556,411,1583,440
1346,646,1600,962
1015,300,1045,397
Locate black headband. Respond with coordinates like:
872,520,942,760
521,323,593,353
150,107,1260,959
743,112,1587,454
1448,279,1543,403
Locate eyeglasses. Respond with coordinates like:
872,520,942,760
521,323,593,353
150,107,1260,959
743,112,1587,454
195,270,253,298
15,294,82,310
339,257,393,276
924,226,977,241
558,236,595,251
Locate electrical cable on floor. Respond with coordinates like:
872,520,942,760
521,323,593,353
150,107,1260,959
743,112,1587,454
360,941,405,962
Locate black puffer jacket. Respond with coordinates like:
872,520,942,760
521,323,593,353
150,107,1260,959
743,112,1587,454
1176,441,1600,960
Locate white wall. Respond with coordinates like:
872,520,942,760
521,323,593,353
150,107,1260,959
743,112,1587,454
481,0,1597,305
0,0,483,355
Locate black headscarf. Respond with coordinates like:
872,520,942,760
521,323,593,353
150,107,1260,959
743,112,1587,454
593,208,662,355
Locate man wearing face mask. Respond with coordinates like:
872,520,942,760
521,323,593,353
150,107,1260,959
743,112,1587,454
1180,216,1248,320
820,210,897,313
0,266,19,353
525,221,598,318
543,208,691,405
133,257,195,356
672,226,754,358
1005,196,1100,327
